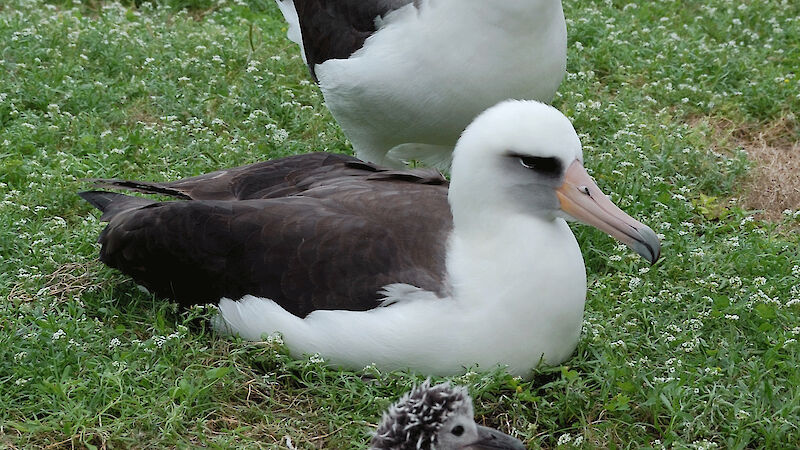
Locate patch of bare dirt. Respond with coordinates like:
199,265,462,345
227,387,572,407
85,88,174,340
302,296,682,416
742,139,800,221
6,262,103,304
691,115,800,221
125,99,163,127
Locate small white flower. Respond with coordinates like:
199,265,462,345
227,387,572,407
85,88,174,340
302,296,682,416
270,128,289,143
266,333,284,346
610,339,626,348
154,335,167,348
690,248,705,258
557,433,573,446
52,329,66,340
109,337,121,349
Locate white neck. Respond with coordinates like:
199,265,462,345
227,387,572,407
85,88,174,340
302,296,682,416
446,210,585,314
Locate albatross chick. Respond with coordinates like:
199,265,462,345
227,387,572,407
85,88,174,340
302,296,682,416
371,380,525,450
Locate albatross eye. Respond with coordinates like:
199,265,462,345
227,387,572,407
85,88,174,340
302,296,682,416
515,155,562,176
451,425,465,436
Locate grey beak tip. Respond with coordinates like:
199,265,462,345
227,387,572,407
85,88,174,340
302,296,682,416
649,245,661,265
634,224,661,265
471,425,527,449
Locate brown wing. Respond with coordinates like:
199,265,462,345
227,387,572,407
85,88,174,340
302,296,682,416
88,152,358,200
88,152,445,201
80,159,450,317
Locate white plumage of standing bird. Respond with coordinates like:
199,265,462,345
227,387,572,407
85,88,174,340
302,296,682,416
274,0,567,168
371,380,525,450
80,100,659,378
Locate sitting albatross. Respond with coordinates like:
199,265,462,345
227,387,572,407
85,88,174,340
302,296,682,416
371,380,525,449
80,100,659,377
273,0,567,168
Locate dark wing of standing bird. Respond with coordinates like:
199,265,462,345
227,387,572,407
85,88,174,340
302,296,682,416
287,0,417,80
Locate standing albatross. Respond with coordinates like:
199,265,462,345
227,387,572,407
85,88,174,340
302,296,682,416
273,0,567,168
80,100,659,377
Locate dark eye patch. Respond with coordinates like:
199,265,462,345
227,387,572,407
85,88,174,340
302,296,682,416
509,153,562,176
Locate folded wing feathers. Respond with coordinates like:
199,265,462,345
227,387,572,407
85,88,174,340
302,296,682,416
80,154,453,316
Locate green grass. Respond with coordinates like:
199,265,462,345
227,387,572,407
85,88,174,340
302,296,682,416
1,0,799,448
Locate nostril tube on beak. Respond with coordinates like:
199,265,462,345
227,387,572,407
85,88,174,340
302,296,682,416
557,159,661,264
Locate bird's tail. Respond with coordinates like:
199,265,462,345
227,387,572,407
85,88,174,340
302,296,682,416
85,179,190,199
78,191,156,222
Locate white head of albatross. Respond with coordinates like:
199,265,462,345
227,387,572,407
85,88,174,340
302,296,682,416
80,100,659,378
273,0,567,168
371,380,525,450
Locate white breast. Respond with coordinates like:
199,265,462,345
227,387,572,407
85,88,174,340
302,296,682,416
215,214,585,378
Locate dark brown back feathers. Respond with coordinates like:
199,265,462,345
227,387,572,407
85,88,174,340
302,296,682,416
81,153,451,317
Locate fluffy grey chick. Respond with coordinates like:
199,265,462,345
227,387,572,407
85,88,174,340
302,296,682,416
371,380,526,449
